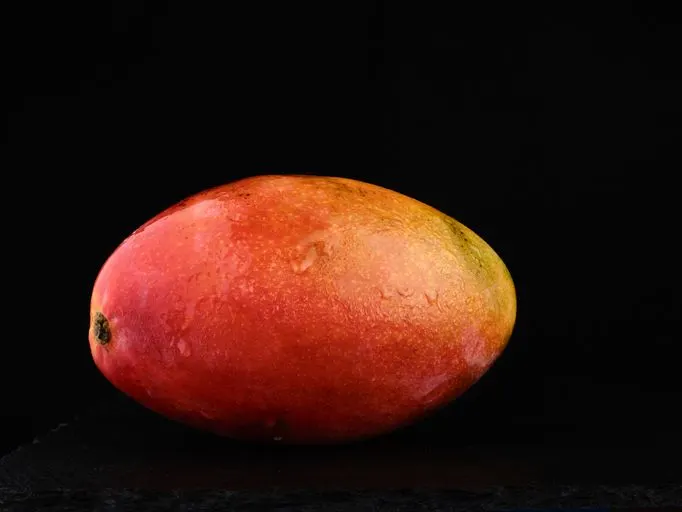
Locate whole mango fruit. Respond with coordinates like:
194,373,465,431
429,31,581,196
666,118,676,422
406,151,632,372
89,175,516,444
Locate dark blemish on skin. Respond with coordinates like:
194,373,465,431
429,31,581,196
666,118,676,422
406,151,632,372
93,312,111,345
236,192,251,198
328,180,352,191
443,217,468,242
325,178,368,197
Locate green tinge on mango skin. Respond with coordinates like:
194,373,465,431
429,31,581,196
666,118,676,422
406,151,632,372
440,213,516,345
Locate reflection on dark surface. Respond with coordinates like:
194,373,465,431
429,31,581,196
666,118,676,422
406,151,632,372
2,387,680,494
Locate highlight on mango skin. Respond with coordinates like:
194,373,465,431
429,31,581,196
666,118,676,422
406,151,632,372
87,174,517,445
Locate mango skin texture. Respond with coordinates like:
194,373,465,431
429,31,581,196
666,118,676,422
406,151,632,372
89,175,516,444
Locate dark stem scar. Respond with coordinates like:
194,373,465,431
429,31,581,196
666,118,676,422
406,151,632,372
93,312,111,345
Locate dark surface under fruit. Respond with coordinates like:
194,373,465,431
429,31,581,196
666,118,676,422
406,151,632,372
1,392,680,511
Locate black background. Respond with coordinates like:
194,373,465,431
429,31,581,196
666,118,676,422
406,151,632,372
1,2,679,462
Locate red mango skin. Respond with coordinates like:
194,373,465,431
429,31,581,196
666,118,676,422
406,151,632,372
89,175,516,444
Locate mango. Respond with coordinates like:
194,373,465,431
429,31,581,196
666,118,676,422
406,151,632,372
89,175,516,444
